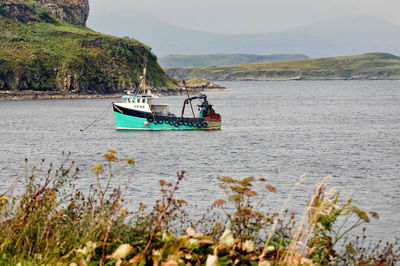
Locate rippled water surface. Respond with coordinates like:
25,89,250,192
1,80,399,242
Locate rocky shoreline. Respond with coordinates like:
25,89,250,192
208,76,400,81
0,85,228,101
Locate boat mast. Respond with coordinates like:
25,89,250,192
135,51,149,95
141,57,147,90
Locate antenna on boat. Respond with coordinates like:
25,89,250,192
183,80,196,118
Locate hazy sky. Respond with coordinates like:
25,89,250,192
87,0,400,34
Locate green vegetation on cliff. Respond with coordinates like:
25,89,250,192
0,0,176,94
166,53,400,81
159,53,308,67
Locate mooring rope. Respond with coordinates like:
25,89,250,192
80,103,113,132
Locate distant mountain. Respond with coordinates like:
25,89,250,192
158,53,309,67
87,12,227,56
165,53,400,81
88,14,400,57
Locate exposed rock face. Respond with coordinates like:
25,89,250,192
35,0,89,26
1,0,89,25
1,1,42,23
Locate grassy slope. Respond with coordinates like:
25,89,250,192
158,53,308,67
165,53,400,81
0,1,176,93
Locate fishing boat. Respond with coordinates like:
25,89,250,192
112,62,221,131
112,90,221,131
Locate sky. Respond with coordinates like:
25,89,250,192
87,0,400,34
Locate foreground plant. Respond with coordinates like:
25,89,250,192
0,153,398,265
277,176,380,264
0,150,135,265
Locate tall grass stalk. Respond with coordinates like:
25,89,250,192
280,175,332,264
261,173,306,258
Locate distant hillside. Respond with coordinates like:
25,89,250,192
88,13,400,57
158,53,308,67
166,53,400,81
0,0,176,97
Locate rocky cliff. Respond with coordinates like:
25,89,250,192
0,0,89,25
1,1,49,23
35,0,89,25
0,0,177,95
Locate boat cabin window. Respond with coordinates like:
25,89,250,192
142,99,146,103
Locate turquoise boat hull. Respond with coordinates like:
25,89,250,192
114,110,221,131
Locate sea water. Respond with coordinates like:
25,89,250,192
0,80,399,243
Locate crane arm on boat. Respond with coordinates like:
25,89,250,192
181,94,209,118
